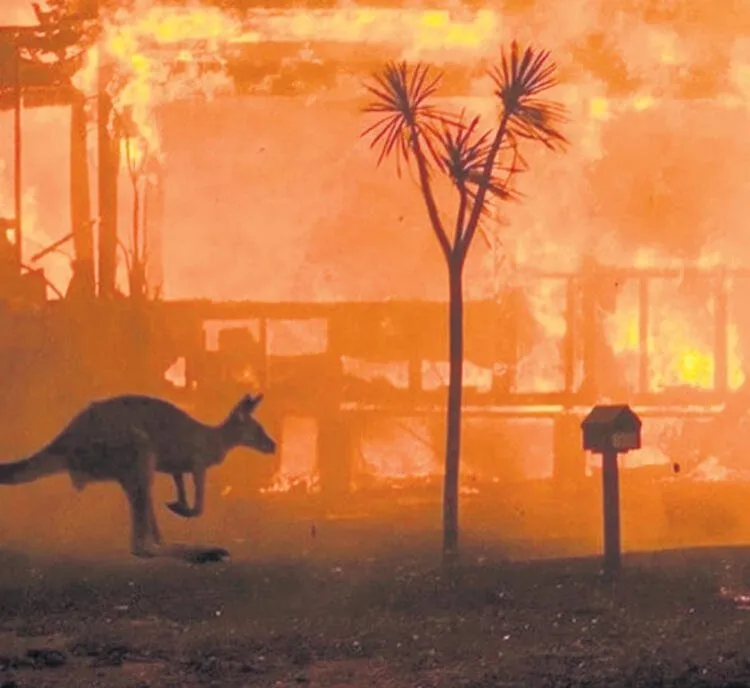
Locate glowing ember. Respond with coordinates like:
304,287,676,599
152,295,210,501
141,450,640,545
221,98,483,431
719,586,750,611
602,275,746,393
233,8,501,57
356,418,438,481
260,473,319,495
261,416,318,494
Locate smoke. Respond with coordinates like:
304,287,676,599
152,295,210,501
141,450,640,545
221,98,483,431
0,0,36,26
4,0,750,298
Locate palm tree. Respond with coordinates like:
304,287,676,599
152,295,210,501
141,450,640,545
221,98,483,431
361,42,568,565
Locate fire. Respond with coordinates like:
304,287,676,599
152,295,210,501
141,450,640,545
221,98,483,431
588,96,610,121
588,93,658,122
66,3,511,163
260,416,318,495
261,473,319,495
128,4,239,45
731,40,750,100
601,273,746,393
68,1,692,166
233,8,500,57
516,279,567,393
73,3,242,157
5,0,750,490
0,150,71,295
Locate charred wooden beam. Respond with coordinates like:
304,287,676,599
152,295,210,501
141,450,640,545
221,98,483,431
70,91,95,298
97,70,118,299
13,44,22,267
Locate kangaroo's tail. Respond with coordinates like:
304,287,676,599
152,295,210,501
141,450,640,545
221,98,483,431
0,451,68,484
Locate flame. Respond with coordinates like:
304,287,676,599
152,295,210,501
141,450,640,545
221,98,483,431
260,473,319,495
67,4,510,163
514,279,567,393
19,0,748,482
65,2,695,168
260,416,318,495
353,417,439,484
0,162,70,298
233,8,500,57
600,273,746,393
73,3,242,158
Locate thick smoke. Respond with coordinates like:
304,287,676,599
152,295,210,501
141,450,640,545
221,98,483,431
3,0,750,298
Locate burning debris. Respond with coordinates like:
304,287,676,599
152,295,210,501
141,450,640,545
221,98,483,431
0,0,749,499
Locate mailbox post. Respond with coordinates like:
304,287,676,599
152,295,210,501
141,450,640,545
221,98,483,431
581,404,642,576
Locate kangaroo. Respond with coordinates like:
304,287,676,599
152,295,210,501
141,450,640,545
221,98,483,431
0,393,276,557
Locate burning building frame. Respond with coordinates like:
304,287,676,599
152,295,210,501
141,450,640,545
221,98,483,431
0,4,167,303
0,18,95,301
1,1,750,496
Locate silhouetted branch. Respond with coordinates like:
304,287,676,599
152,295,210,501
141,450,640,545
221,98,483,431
362,43,567,268
361,61,457,262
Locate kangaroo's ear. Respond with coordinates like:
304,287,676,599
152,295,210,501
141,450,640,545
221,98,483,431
236,393,263,416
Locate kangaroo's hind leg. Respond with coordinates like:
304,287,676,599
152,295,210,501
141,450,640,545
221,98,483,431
148,494,162,546
120,431,160,558
123,483,152,557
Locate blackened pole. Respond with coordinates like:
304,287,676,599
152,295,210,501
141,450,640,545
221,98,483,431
601,449,621,575
13,40,22,267
97,50,117,298
70,93,95,297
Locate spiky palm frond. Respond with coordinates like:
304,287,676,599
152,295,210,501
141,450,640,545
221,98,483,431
490,42,568,150
361,61,453,176
439,114,527,217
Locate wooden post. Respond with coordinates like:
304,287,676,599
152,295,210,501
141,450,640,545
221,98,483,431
601,449,621,575
582,405,640,577
316,314,349,496
97,58,118,298
142,157,165,296
70,93,95,297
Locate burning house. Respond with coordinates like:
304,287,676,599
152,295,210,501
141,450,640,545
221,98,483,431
0,0,750,505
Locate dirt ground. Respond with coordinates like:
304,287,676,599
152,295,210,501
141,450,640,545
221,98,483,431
1,480,750,687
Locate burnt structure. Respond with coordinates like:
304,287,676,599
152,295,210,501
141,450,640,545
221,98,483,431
0,5,746,495
0,15,97,299
0,11,176,456
163,271,745,493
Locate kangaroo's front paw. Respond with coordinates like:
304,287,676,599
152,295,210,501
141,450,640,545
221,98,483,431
166,501,197,518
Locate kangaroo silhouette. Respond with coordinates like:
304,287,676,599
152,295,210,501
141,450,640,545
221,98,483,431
0,393,276,557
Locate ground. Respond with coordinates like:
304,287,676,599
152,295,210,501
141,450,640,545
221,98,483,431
2,484,750,688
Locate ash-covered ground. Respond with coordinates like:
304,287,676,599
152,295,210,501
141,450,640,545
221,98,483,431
1,478,750,687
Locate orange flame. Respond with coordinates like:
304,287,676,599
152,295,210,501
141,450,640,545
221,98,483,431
73,3,242,156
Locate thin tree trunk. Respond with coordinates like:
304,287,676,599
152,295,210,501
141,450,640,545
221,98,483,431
442,259,464,566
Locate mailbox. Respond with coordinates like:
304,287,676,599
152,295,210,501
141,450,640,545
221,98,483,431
581,404,643,577
581,404,642,454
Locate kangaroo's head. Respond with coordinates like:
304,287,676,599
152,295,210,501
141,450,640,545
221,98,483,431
223,393,277,454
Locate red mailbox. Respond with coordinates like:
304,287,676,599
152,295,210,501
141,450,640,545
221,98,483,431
581,404,643,577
